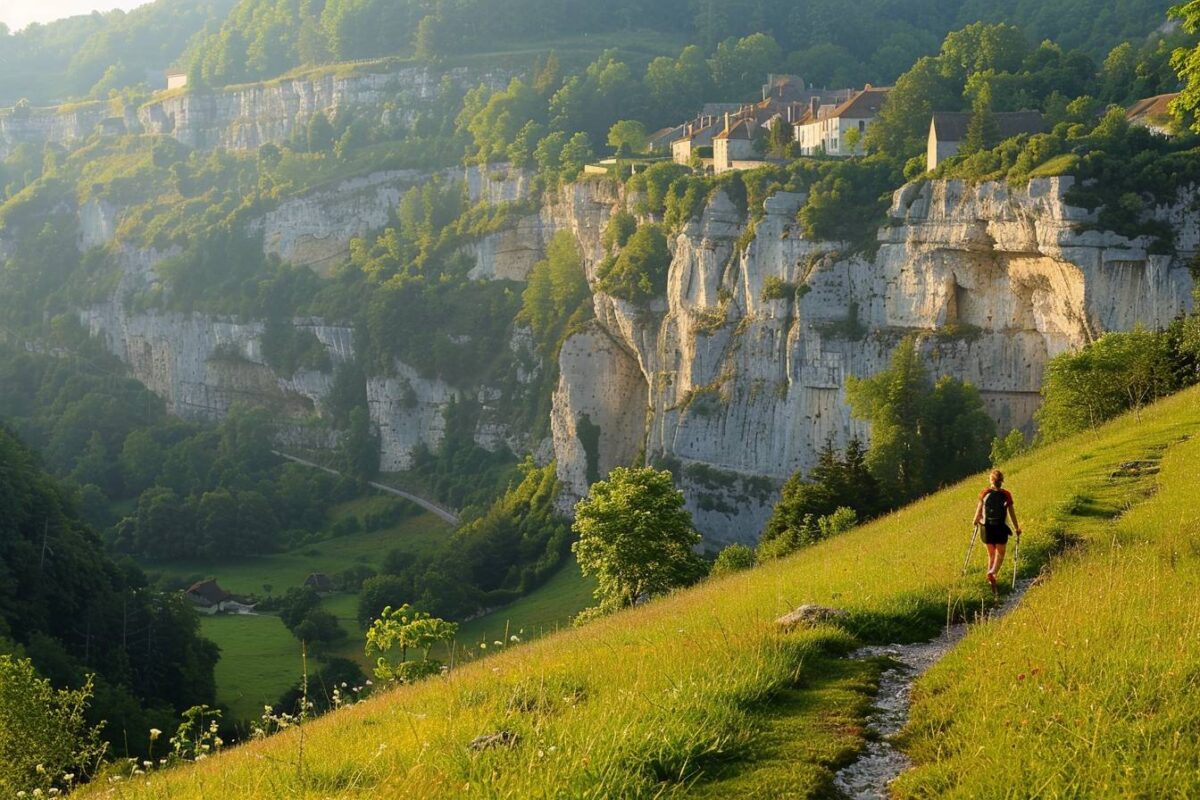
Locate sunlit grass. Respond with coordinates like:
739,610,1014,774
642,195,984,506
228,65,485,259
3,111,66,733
81,387,1200,799
894,421,1200,799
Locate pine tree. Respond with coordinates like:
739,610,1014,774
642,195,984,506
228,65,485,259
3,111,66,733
963,81,999,155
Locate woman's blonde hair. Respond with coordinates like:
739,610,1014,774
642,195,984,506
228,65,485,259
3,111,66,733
989,469,1004,487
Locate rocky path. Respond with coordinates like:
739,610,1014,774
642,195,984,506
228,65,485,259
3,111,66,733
272,450,461,526
832,579,1034,799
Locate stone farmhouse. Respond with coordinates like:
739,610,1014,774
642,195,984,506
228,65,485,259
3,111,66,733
792,86,890,157
184,578,257,615
927,111,1045,170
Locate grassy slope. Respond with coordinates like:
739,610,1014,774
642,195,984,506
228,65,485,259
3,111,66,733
452,556,596,652
894,412,1200,797
83,387,1200,799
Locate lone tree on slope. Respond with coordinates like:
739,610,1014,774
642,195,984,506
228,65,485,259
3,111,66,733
572,466,705,612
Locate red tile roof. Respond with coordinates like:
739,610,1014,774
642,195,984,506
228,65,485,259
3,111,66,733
185,579,230,606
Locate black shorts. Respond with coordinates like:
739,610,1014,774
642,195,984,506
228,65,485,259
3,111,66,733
982,523,1011,545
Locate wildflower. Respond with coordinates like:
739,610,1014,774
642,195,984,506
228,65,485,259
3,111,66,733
480,642,487,650
510,635,519,642
494,640,503,646
48,790,60,797
16,792,26,798
365,680,373,686
35,765,46,774
143,760,153,768
149,728,162,741
32,790,43,798
62,775,74,784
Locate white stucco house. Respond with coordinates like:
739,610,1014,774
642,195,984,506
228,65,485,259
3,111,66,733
792,86,890,157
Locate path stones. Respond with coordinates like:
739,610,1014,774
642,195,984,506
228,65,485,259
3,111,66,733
775,604,849,629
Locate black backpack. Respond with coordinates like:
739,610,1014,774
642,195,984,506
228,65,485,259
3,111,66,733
983,489,1008,525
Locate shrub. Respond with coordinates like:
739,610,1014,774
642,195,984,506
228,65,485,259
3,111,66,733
0,655,105,796
760,276,796,302
596,224,672,303
711,543,755,577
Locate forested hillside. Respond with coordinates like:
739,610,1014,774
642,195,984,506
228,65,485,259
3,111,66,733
186,0,1177,88
0,423,218,757
0,0,235,105
0,0,1178,105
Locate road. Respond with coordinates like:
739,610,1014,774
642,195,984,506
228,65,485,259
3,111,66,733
271,450,461,527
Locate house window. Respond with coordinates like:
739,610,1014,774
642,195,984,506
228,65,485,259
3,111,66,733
858,120,866,133
831,139,838,152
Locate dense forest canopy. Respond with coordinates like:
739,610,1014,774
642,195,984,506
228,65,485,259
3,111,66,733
0,0,1179,105
0,422,218,756
184,0,1178,88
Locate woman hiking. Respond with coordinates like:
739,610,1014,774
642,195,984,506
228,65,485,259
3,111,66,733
973,469,1021,592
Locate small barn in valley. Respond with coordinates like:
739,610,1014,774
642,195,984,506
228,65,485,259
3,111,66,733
185,579,257,615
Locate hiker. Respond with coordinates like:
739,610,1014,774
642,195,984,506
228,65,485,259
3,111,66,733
973,469,1021,591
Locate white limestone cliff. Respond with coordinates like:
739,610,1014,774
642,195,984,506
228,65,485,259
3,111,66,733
138,66,508,152
548,176,1195,547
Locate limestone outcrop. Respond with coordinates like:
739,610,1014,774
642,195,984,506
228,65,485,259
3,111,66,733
548,176,1194,546
138,66,508,152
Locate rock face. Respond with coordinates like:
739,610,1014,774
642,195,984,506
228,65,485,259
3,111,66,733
548,177,1195,547
54,166,1197,547
0,102,132,159
254,170,427,270
138,66,508,152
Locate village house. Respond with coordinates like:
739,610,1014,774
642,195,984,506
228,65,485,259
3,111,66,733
761,74,810,103
926,110,1045,170
184,578,257,615
713,114,761,173
646,123,686,153
672,115,722,165
792,86,890,157
666,76,883,172
1126,92,1180,136
166,68,188,91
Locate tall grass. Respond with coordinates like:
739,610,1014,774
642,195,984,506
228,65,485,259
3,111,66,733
894,422,1200,798
82,388,1200,799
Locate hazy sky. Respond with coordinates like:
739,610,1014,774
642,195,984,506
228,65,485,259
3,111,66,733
0,0,151,32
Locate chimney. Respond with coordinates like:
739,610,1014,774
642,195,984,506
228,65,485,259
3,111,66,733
810,97,820,119
724,112,731,132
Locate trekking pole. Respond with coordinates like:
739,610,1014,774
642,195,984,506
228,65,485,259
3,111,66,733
961,523,980,575
1012,533,1020,589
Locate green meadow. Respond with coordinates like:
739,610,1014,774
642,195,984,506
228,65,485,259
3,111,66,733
83,386,1200,799
141,498,451,597
895,422,1200,797
142,499,450,721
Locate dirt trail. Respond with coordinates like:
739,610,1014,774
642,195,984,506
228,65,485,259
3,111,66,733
832,579,1034,799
